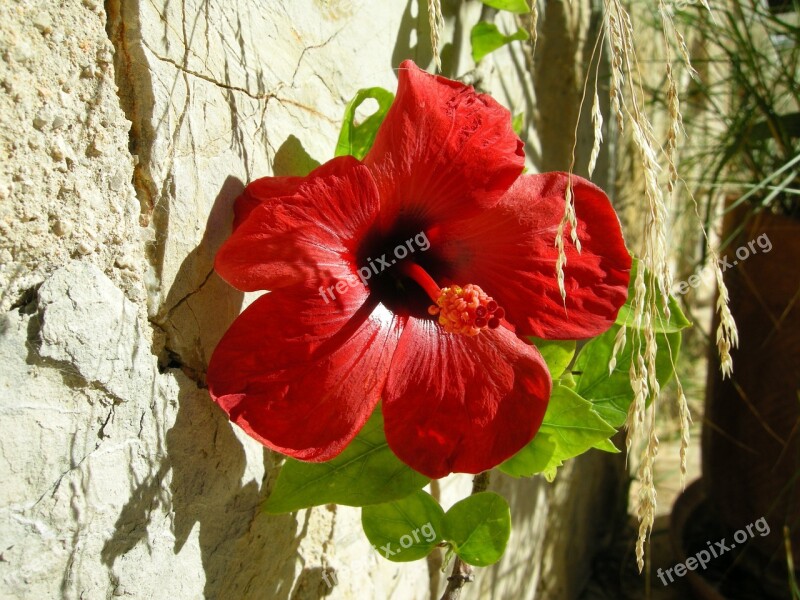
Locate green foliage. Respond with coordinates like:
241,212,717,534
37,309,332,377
479,0,530,14
499,384,617,479
593,437,620,454
361,490,446,562
528,338,576,379
512,112,524,135
444,492,511,566
658,1,800,220
573,325,681,428
264,406,428,513
615,260,692,333
362,490,511,567
470,22,529,63
503,258,691,477
334,87,394,160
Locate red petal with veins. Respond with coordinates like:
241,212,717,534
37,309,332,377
207,284,403,461
441,172,632,339
215,156,379,292
383,318,551,478
232,175,305,230
233,157,363,229
364,60,524,229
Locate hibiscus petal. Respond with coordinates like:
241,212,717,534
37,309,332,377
383,318,551,479
215,156,380,292
364,60,524,228
232,175,305,229
441,172,632,339
207,284,403,461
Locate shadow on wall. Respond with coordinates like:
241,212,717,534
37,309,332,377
531,0,602,175
165,379,306,599
155,175,247,377
392,0,465,78
392,0,434,73
483,474,544,596
273,135,321,177
100,170,325,599
100,375,309,598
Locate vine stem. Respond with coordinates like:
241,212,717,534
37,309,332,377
439,471,490,600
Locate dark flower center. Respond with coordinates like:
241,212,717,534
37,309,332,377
355,217,448,319
356,218,504,334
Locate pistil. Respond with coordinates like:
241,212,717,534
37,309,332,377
400,262,504,336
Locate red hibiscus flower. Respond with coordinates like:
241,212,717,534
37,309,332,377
206,60,631,479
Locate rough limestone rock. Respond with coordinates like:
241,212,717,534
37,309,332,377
1,0,618,598
37,261,157,401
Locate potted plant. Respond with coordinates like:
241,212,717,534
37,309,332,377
662,1,800,597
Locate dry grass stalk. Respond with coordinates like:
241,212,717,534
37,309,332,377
427,0,444,72
552,0,725,573
588,87,604,177
587,25,607,177
608,325,627,374
555,181,582,302
681,183,739,379
558,21,607,301
635,418,659,572
677,380,691,487
609,0,672,570
713,261,738,377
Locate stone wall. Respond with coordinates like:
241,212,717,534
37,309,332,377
0,1,619,598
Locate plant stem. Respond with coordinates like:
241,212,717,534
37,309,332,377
439,472,490,600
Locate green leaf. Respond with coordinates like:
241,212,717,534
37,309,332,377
559,372,577,389
444,492,511,566
512,112,524,136
334,87,394,160
361,490,446,562
593,438,620,453
471,22,529,63
479,0,530,14
573,325,681,428
528,337,576,379
615,259,692,333
264,405,428,513
499,385,617,477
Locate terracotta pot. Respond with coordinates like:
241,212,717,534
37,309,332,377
702,207,800,588
670,480,725,600
671,479,793,600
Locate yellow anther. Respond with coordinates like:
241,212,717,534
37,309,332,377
428,283,505,336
